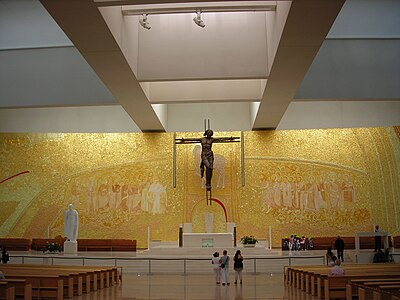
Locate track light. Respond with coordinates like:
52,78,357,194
139,14,151,30
193,11,205,28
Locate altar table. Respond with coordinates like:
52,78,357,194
183,233,233,248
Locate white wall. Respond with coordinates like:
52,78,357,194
277,100,400,130
167,102,252,132
0,106,141,133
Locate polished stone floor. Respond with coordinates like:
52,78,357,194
77,273,314,300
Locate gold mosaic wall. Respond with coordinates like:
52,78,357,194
0,128,399,247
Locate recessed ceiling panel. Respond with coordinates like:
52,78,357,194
140,79,267,103
136,12,269,81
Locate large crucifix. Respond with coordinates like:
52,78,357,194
174,120,242,205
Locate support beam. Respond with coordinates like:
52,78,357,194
40,0,165,132
253,0,345,130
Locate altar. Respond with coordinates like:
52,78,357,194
183,233,233,248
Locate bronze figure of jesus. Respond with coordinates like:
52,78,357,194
177,129,239,191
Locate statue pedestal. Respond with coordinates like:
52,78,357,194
64,240,78,255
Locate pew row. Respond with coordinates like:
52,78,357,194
285,263,400,299
0,264,121,300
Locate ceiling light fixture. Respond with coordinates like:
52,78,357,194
193,11,205,28
139,14,151,30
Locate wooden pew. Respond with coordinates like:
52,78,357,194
349,280,400,300
0,264,119,292
0,279,32,300
1,264,99,292
346,278,400,300
324,272,400,299
0,267,77,298
0,269,68,300
1,275,62,300
77,239,136,252
31,238,66,252
286,264,400,299
0,238,31,251
0,282,14,300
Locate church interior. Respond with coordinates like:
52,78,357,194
0,0,400,299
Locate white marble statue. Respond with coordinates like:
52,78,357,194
64,204,79,241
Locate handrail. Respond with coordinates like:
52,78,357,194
9,254,326,275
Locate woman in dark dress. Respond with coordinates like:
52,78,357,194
234,249,244,284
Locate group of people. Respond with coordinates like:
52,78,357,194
212,250,243,285
288,235,308,251
325,236,346,276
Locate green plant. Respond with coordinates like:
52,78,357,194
240,235,258,244
45,242,62,253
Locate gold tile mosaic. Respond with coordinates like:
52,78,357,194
0,128,399,247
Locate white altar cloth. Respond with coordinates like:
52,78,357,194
183,233,233,248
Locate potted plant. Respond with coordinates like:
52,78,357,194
44,241,62,253
240,235,258,247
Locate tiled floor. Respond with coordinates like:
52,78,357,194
12,248,390,299
78,273,314,300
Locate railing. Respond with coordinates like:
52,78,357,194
9,254,326,275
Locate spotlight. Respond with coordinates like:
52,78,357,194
139,14,151,30
193,11,205,28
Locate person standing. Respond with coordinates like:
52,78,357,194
300,236,307,251
288,235,295,251
334,236,345,262
374,225,382,252
212,252,221,284
1,247,9,264
219,250,230,286
233,250,243,285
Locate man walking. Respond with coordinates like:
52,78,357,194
334,236,345,262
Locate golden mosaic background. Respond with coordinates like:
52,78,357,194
0,128,399,247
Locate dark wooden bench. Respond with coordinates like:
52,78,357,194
0,239,31,251
394,236,400,249
77,239,136,252
31,238,66,252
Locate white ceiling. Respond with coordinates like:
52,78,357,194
0,0,399,133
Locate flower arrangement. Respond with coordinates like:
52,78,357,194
45,242,62,253
240,235,258,245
